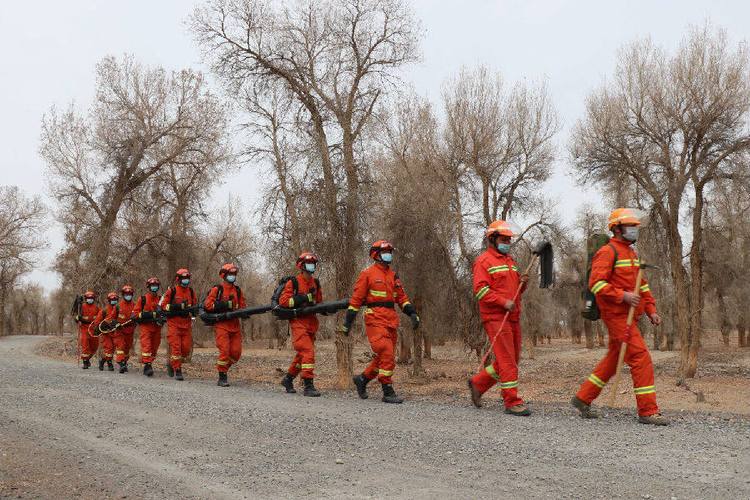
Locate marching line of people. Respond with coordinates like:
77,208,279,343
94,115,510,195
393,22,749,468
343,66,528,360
72,208,669,425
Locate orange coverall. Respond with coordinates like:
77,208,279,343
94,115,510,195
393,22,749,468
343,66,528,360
576,238,660,416
113,299,136,364
77,303,101,361
279,274,323,380
204,282,247,373
133,293,162,364
470,247,527,409
96,305,118,361
348,263,412,385
159,285,196,371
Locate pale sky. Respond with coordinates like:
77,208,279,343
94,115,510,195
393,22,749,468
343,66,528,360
1,0,747,291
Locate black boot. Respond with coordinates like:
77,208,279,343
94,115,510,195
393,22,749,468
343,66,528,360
381,384,403,404
217,372,229,387
118,361,127,374
82,359,90,369
353,374,370,400
281,373,297,394
122,361,129,373
175,369,184,381
106,360,114,371
167,364,174,377
98,358,105,371
303,378,321,397
143,363,154,377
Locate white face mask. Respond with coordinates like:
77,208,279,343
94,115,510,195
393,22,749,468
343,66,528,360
304,263,316,273
622,226,639,242
85,298,94,305
123,294,133,301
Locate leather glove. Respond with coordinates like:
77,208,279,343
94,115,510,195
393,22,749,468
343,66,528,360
409,313,420,330
402,303,416,316
342,308,358,336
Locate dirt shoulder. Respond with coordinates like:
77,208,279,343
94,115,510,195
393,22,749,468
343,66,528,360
40,328,750,417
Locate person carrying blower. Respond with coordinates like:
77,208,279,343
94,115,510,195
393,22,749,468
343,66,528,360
571,208,668,425
204,263,247,387
279,252,324,397
160,268,198,381
468,220,531,416
343,240,420,404
134,277,163,377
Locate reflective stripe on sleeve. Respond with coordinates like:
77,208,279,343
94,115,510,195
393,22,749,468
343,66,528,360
475,286,490,301
634,385,655,395
588,374,606,388
591,280,608,294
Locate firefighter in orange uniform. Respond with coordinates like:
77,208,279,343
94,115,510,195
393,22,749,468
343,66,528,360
96,292,120,372
572,208,669,425
134,277,163,377
204,263,247,387
113,285,137,374
343,240,420,404
74,290,101,369
467,220,531,416
279,252,324,397
159,268,197,381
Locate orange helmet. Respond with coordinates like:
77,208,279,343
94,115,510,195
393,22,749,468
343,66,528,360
175,268,191,281
608,208,642,230
121,285,134,295
296,252,319,270
146,277,160,287
369,240,394,261
106,292,119,302
219,263,238,277
83,290,96,300
485,220,515,239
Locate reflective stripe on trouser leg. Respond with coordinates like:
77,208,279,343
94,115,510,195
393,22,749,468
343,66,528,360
215,326,241,373
364,325,396,384
291,322,316,379
472,320,523,408
623,325,659,416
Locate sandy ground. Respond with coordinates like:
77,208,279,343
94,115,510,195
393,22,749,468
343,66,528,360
42,327,750,416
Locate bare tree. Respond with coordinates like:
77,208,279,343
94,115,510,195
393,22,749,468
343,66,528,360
192,0,421,387
0,186,47,336
41,55,228,293
571,25,750,378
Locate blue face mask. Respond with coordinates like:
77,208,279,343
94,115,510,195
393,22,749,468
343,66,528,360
149,286,159,293
304,263,316,273
380,252,393,263
180,279,190,286
110,300,118,306
123,294,133,302
85,298,94,305
225,274,236,283
496,243,511,254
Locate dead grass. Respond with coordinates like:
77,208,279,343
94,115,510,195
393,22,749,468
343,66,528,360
38,329,750,416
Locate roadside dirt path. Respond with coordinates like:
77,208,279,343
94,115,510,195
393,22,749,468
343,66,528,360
1,336,748,499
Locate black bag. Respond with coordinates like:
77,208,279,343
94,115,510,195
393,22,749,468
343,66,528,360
581,235,617,321
271,276,320,320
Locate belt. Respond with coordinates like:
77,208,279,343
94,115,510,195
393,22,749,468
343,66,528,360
366,301,394,309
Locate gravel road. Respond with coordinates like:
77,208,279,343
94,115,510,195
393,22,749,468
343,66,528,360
0,336,748,499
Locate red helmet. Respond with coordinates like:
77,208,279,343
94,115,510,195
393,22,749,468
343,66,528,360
295,252,319,270
369,240,394,261
83,290,96,299
146,277,160,287
219,263,238,277
121,285,134,295
485,220,515,239
175,268,191,281
106,292,119,302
